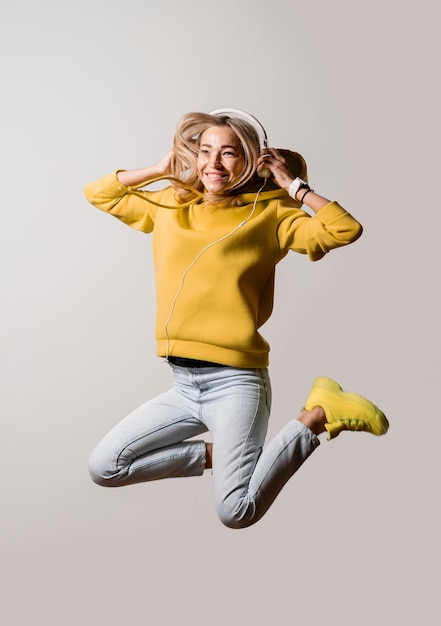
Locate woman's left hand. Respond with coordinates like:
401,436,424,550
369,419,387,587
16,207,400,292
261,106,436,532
256,148,295,191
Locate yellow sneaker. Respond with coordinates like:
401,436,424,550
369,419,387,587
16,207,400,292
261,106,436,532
304,377,389,440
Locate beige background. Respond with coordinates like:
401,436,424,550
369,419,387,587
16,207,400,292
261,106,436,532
1,0,439,624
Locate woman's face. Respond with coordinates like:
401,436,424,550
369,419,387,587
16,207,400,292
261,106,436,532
197,126,245,193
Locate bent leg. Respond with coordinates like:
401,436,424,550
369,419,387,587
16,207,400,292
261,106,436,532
205,368,319,529
233,418,319,527
88,386,208,487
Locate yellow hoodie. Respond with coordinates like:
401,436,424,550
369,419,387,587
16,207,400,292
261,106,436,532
84,172,362,368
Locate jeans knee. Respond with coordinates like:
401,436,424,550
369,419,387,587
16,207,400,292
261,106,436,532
88,449,115,487
216,498,257,530
218,512,254,530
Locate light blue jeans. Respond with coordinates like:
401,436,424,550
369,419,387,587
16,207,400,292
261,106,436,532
88,365,320,528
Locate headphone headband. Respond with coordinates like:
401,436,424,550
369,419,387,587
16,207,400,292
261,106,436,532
210,108,268,149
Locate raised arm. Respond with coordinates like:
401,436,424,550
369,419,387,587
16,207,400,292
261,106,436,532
84,150,177,233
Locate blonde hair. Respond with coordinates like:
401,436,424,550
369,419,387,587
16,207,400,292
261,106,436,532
170,112,261,206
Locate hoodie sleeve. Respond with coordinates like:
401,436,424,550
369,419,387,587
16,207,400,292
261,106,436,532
83,171,177,233
276,199,363,261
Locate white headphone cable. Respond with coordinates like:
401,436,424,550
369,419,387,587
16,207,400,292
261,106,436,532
164,178,268,362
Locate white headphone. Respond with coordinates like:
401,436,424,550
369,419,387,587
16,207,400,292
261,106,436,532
210,108,269,150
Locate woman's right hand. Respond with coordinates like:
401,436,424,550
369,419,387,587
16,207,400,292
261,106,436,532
155,149,174,176
117,149,174,187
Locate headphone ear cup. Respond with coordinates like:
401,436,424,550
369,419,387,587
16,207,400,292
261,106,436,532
251,150,308,191
257,167,271,178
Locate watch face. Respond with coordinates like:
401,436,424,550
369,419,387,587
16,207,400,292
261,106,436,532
289,178,308,199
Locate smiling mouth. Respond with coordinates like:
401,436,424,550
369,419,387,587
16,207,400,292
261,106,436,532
205,172,228,180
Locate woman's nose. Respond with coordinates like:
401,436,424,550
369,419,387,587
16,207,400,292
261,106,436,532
209,152,222,167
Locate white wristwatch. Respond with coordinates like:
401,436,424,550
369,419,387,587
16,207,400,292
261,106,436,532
288,177,309,200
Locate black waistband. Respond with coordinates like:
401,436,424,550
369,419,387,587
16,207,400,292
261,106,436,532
167,356,226,368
